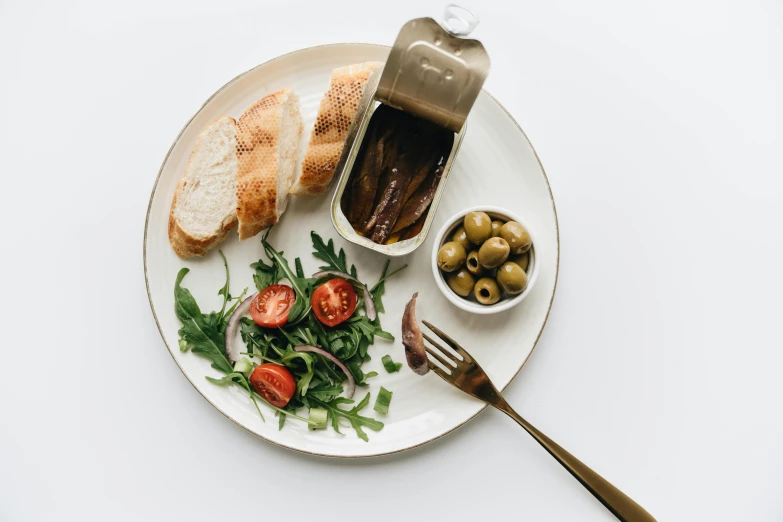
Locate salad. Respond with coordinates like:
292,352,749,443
174,231,406,441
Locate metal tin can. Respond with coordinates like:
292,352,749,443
330,9,490,256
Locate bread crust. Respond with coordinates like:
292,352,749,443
291,62,381,196
168,116,238,258
235,89,288,240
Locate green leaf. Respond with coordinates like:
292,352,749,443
223,287,248,318
351,316,377,342
307,382,345,401
374,329,394,341
206,372,250,391
280,349,315,396
216,250,231,318
371,260,390,314
311,393,384,442
348,361,376,387
250,256,283,292
311,231,355,275
206,372,266,422
174,269,232,375
263,240,313,323
348,315,393,342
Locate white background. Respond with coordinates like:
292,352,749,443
1,0,781,520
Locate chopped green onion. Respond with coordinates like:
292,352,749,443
381,355,403,373
374,329,395,341
373,387,393,414
232,358,253,376
308,407,328,430
178,339,190,352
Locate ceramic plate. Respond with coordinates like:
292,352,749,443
144,43,559,458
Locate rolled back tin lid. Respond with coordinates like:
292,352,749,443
376,6,490,133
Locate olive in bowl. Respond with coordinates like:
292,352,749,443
431,206,538,315
437,241,467,272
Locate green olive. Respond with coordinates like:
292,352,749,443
478,237,510,269
508,251,530,271
496,262,528,294
474,277,501,305
451,226,471,251
437,241,467,272
445,268,475,297
490,220,505,238
499,221,532,254
465,250,483,276
463,211,492,245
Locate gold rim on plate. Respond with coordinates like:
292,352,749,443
143,42,560,458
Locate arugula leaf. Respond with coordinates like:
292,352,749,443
369,260,406,329
206,372,265,422
216,250,231,317
250,255,283,292
280,348,315,396
311,393,383,442
206,372,250,389
350,315,394,342
374,329,394,341
223,287,248,319
311,231,356,275
350,316,377,342
348,361,377,387
262,239,313,323
307,382,345,401
371,260,390,314
174,269,232,375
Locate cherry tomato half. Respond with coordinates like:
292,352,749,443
311,278,357,327
249,363,296,408
250,284,296,328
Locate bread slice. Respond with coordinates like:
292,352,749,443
235,88,303,240
290,62,381,196
168,116,238,258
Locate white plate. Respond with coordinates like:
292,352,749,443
144,43,559,458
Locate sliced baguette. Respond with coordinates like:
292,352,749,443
235,88,303,240
168,116,238,258
290,62,381,196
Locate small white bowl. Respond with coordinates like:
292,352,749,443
432,206,539,315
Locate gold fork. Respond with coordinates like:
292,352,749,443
422,320,656,522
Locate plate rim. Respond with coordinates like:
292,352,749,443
143,42,560,458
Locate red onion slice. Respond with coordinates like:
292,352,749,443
312,270,376,321
224,293,257,365
293,345,355,399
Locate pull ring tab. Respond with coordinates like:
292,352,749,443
442,4,480,37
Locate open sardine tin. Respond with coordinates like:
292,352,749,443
330,16,490,256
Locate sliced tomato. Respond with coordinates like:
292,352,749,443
250,284,296,328
311,278,357,327
249,363,296,408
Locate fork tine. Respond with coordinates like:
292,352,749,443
427,360,453,380
422,320,473,363
424,345,456,368
422,333,459,363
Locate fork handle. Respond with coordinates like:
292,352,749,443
496,402,656,522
